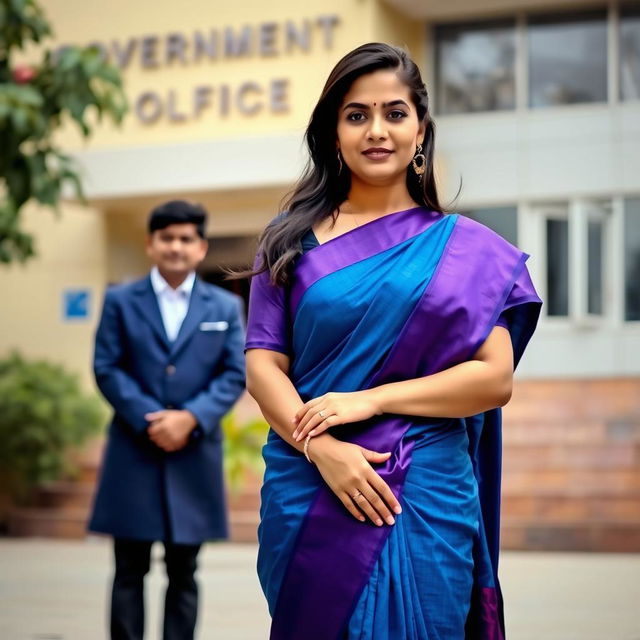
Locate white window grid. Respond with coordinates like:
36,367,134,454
430,2,638,116
520,197,638,327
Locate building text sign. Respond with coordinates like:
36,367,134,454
57,15,340,125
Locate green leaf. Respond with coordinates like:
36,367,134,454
0,351,105,495
0,0,127,265
55,46,81,72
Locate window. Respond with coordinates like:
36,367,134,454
620,4,640,102
528,10,608,107
464,206,518,246
535,201,613,321
587,219,604,315
624,197,640,321
583,202,610,318
435,20,516,114
546,216,569,317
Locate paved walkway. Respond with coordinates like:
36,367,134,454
0,538,638,639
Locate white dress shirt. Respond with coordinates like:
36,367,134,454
150,267,196,342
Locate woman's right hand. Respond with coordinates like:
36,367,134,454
307,435,402,526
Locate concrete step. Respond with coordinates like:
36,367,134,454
227,492,261,513
8,505,260,544
36,482,95,510
502,443,639,470
501,517,640,552
502,493,640,521
502,468,640,492
505,381,640,423
502,469,640,497
507,378,640,404
8,508,88,539
226,473,261,543
502,420,640,445
228,510,259,544
66,437,104,485
77,463,100,485
503,407,640,425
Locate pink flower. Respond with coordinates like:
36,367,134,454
12,66,37,84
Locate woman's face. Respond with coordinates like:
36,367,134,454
336,69,425,188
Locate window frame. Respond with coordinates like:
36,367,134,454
431,4,634,115
618,2,640,103
576,199,613,324
620,195,640,324
433,17,518,116
527,8,609,109
530,202,571,324
523,198,632,328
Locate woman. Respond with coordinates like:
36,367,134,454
244,43,541,640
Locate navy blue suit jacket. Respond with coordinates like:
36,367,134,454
88,275,246,544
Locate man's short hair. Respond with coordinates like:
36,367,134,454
148,200,207,238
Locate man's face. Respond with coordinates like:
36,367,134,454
145,223,208,275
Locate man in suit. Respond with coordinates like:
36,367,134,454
88,200,246,640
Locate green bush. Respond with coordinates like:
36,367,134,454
0,352,105,498
221,412,269,493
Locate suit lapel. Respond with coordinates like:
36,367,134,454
170,279,213,359
131,276,171,351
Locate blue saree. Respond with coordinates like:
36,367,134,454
245,207,542,640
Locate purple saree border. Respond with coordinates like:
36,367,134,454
269,215,541,640
466,587,505,640
290,206,444,315
382,216,526,379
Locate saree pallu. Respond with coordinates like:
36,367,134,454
245,207,542,640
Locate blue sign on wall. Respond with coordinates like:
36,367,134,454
63,289,91,321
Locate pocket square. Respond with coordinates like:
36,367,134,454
200,321,229,332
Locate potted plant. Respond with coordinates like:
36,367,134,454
0,351,105,525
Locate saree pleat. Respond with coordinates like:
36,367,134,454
348,423,479,640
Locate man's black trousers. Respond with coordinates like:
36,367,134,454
110,538,201,640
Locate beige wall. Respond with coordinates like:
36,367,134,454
371,0,425,68
0,202,107,388
104,209,149,284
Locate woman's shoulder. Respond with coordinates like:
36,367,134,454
454,213,520,253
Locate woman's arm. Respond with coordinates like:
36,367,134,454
246,349,401,526
372,325,514,417
293,326,514,440
245,349,306,447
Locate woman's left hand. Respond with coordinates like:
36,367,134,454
292,390,382,442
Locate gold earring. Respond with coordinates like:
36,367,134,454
412,144,426,177
337,150,343,175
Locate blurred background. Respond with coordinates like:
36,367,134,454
0,0,639,636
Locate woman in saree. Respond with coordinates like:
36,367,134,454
243,43,542,640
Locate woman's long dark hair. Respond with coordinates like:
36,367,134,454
242,42,452,286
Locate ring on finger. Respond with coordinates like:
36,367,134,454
351,491,364,500
319,410,326,418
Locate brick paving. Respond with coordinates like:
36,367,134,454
0,538,638,640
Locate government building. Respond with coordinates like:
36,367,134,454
3,0,639,549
